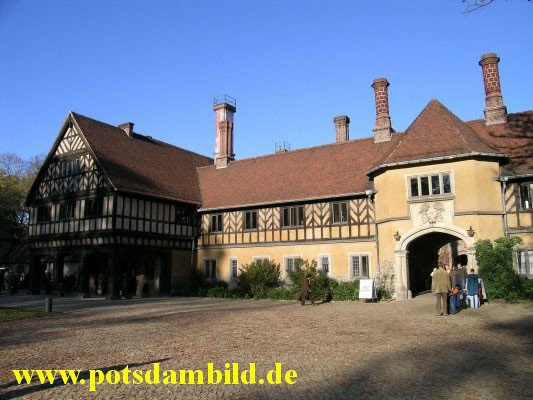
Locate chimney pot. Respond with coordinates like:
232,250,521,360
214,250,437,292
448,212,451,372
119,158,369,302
333,115,350,143
479,53,507,125
213,95,236,168
371,78,392,143
119,122,134,137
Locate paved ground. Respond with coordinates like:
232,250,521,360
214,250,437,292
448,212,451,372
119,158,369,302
0,294,532,400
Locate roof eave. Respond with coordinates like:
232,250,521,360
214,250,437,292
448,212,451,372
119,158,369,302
366,152,507,177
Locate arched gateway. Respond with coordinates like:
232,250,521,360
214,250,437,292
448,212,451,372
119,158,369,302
394,226,476,300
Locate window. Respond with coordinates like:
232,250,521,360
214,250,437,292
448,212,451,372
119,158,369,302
331,202,348,224
350,255,369,278
210,214,223,232
85,198,104,218
519,183,533,210
204,259,217,279
409,173,452,199
36,205,51,222
176,207,192,225
320,256,330,275
59,201,76,220
60,158,80,176
516,250,533,275
285,257,302,273
244,211,257,230
282,206,304,227
230,258,238,278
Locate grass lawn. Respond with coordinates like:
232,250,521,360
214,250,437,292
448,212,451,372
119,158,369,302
0,307,49,322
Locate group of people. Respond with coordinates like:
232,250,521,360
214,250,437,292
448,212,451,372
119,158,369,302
431,263,482,316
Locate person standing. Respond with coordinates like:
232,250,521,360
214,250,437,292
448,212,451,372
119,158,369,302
298,273,314,306
466,268,480,308
432,263,451,316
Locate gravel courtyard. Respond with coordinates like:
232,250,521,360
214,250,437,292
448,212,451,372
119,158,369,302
0,294,531,399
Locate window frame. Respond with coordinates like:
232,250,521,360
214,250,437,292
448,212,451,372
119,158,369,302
349,254,370,279
209,213,223,232
84,197,104,218
230,257,238,279
331,201,349,225
409,172,453,199
59,201,76,221
319,255,330,276
515,249,533,276
518,182,533,210
244,210,258,230
281,206,305,227
203,259,217,279
284,256,303,274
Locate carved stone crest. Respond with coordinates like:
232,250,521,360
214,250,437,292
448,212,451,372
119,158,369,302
419,202,445,224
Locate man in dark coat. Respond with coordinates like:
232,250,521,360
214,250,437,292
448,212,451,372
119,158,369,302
298,273,314,306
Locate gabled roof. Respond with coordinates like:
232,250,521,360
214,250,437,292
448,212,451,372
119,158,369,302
197,136,401,211
71,113,213,204
367,99,505,176
27,112,213,205
467,111,533,177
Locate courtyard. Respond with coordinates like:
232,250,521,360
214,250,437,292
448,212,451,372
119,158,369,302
0,294,531,399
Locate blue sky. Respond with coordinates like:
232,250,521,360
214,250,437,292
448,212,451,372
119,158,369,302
0,0,531,161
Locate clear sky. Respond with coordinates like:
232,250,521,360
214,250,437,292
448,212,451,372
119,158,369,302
0,0,531,162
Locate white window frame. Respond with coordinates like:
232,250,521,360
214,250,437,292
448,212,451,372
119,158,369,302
319,255,330,276
515,249,533,276
203,258,217,279
230,257,238,279
518,182,533,210
408,172,453,199
244,210,258,230
349,254,370,279
281,206,305,227
284,256,303,274
331,202,349,224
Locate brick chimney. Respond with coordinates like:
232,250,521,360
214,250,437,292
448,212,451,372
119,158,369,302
333,115,350,143
479,53,507,125
371,78,392,143
213,95,236,168
118,122,134,137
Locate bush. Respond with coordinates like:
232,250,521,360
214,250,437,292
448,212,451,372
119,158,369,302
238,259,281,297
375,262,395,301
329,280,360,301
286,259,333,302
475,236,524,301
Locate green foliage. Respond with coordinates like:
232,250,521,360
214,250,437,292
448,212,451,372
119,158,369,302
328,280,360,301
253,286,299,300
238,259,281,296
475,236,524,301
286,259,333,301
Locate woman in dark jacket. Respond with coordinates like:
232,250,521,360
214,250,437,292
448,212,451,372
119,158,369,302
298,273,314,306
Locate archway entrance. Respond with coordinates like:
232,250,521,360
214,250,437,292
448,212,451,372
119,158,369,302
406,232,469,296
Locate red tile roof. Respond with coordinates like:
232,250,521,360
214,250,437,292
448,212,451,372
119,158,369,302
467,111,533,177
197,136,401,211
72,112,213,204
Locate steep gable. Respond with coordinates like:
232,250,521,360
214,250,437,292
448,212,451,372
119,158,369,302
367,99,505,176
72,113,213,204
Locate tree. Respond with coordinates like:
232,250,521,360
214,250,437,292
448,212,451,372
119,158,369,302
462,0,531,13
475,236,523,300
0,152,44,238
238,259,281,296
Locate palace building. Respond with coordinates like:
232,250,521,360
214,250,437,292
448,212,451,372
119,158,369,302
26,53,532,299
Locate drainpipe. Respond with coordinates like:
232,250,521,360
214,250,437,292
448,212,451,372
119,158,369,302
500,176,509,236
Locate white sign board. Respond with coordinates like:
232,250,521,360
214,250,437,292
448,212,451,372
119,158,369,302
359,279,377,300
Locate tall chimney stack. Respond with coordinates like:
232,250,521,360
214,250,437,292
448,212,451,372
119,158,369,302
213,95,236,168
372,78,393,143
479,53,507,125
118,122,134,137
333,115,350,143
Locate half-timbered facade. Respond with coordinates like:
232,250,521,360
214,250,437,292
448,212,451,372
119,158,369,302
26,53,532,299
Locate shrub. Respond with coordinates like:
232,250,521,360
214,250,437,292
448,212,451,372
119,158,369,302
238,259,281,297
375,262,395,301
475,236,524,301
329,280,360,301
286,259,333,302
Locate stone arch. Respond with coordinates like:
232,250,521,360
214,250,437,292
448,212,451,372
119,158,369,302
394,225,476,300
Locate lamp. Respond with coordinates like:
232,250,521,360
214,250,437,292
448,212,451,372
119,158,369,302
393,231,401,241
467,226,475,237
